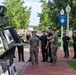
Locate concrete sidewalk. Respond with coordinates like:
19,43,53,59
20,48,76,75
14,45,30,75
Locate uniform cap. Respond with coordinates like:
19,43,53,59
31,30,36,33
42,29,46,32
48,26,52,29
63,32,66,35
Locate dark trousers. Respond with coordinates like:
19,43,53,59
63,43,69,57
48,43,53,61
4,49,14,65
13,46,16,57
17,46,24,61
41,46,48,61
73,43,76,58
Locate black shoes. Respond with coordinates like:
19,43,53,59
41,60,45,62
63,56,69,58
41,60,53,63
66,56,69,58
28,59,31,62
48,60,53,63
45,60,48,62
63,56,66,58
22,60,25,62
19,60,25,62
72,57,76,59
13,56,16,58
19,60,21,62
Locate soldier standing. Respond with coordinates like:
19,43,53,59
50,29,58,65
17,36,25,62
17,45,25,62
29,30,39,68
40,30,48,62
72,31,76,59
46,27,53,63
62,33,70,58
28,34,40,62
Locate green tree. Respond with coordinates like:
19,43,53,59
47,0,71,32
38,0,76,33
38,0,52,31
3,0,31,29
47,0,76,31
71,0,76,30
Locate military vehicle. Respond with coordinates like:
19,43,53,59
0,5,26,74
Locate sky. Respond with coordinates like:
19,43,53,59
0,0,44,26
24,0,42,26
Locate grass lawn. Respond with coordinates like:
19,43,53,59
59,37,76,73
67,61,76,73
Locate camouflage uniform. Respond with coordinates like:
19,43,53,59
29,36,39,65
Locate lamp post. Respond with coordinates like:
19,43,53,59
65,4,71,36
60,9,64,50
65,4,71,55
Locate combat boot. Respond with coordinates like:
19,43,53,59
31,63,36,68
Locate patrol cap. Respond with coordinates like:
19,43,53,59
42,29,46,32
63,32,66,35
31,30,36,33
52,28,55,31
48,26,52,29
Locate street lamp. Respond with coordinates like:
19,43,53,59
65,4,71,55
60,9,64,50
60,9,64,15
65,4,71,36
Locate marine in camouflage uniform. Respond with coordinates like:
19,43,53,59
29,30,39,68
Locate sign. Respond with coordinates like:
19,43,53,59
0,59,7,75
58,14,67,26
1,73,4,75
9,63,17,75
4,71,9,75
4,30,14,44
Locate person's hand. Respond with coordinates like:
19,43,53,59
45,46,47,49
66,40,69,42
47,36,52,40
39,47,41,52
72,40,74,43
47,37,49,40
